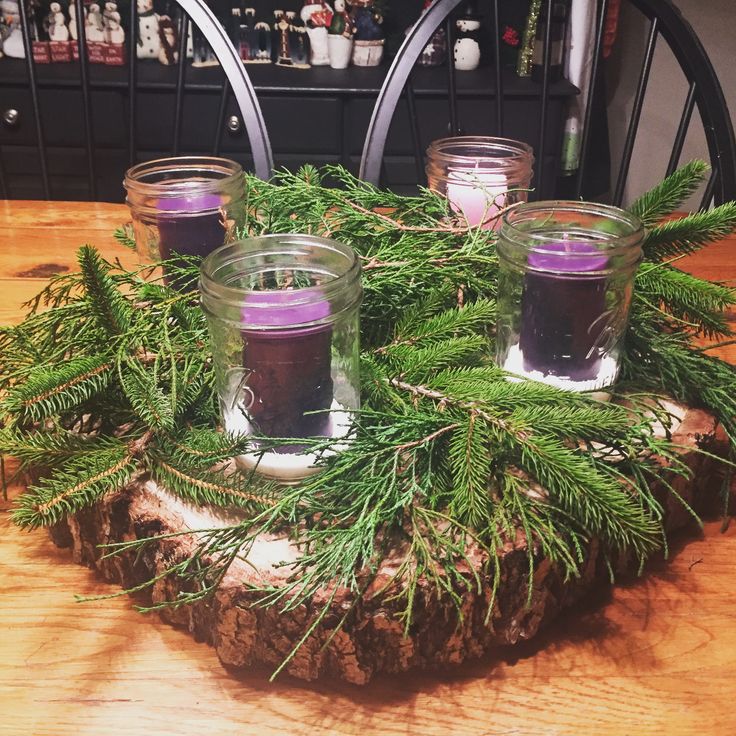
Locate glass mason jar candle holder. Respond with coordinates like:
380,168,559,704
124,156,246,286
200,234,363,483
496,201,645,392
426,136,534,229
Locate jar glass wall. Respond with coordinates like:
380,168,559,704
124,156,246,285
200,234,362,483
426,136,534,229
496,201,645,392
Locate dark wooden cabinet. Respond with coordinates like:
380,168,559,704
0,57,577,201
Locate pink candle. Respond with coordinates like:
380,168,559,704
445,168,508,229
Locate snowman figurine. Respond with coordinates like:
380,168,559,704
136,0,160,59
48,2,70,41
85,3,104,42
68,1,86,41
453,3,482,71
105,10,124,44
1,0,26,57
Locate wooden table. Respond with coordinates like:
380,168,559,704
1,200,735,736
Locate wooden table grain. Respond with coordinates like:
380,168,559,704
1,200,735,736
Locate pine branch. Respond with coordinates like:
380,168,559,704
636,265,735,337
2,354,113,424
113,224,137,251
630,160,710,227
148,455,275,510
11,445,137,528
643,203,736,260
78,245,132,335
117,358,175,431
0,428,124,470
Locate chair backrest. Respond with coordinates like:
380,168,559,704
359,0,736,208
3,0,272,201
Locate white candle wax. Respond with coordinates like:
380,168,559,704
223,399,352,483
446,168,509,230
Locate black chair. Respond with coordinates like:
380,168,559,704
359,0,736,208
3,0,273,200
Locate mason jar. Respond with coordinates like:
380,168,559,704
124,156,246,286
496,201,645,392
200,234,362,482
426,136,534,229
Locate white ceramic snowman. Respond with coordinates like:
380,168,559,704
1,0,25,58
68,2,79,41
49,2,69,41
454,17,481,71
106,10,124,44
136,0,160,58
85,3,104,42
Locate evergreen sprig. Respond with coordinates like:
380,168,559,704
2,161,734,677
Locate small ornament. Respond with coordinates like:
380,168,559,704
327,0,353,69
531,0,568,83
157,15,178,65
453,2,482,71
350,0,383,67
273,10,292,66
191,15,218,67
301,1,332,66
287,11,310,68
409,0,446,67
251,20,272,63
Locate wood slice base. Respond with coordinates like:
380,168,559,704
48,405,727,684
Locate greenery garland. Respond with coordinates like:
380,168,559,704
2,162,735,676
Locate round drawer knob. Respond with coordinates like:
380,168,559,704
2,108,20,128
226,115,242,134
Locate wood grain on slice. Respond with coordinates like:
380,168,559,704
44,405,726,684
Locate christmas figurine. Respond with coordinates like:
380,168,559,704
408,0,446,67
454,2,482,71
350,0,383,67
48,2,69,41
301,1,332,66
68,2,84,41
273,10,292,66
327,0,353,69
158,15,178,65
136,0,160,59
105,10,124,44
0,0,25,58
286,10,310,68
85,2,105,42
252,19,272,63
102,1,124,65
28,0,51,63
47,1,73,62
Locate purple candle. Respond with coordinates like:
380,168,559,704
157,193,226,283
519,241,609,381
240,291,333,449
